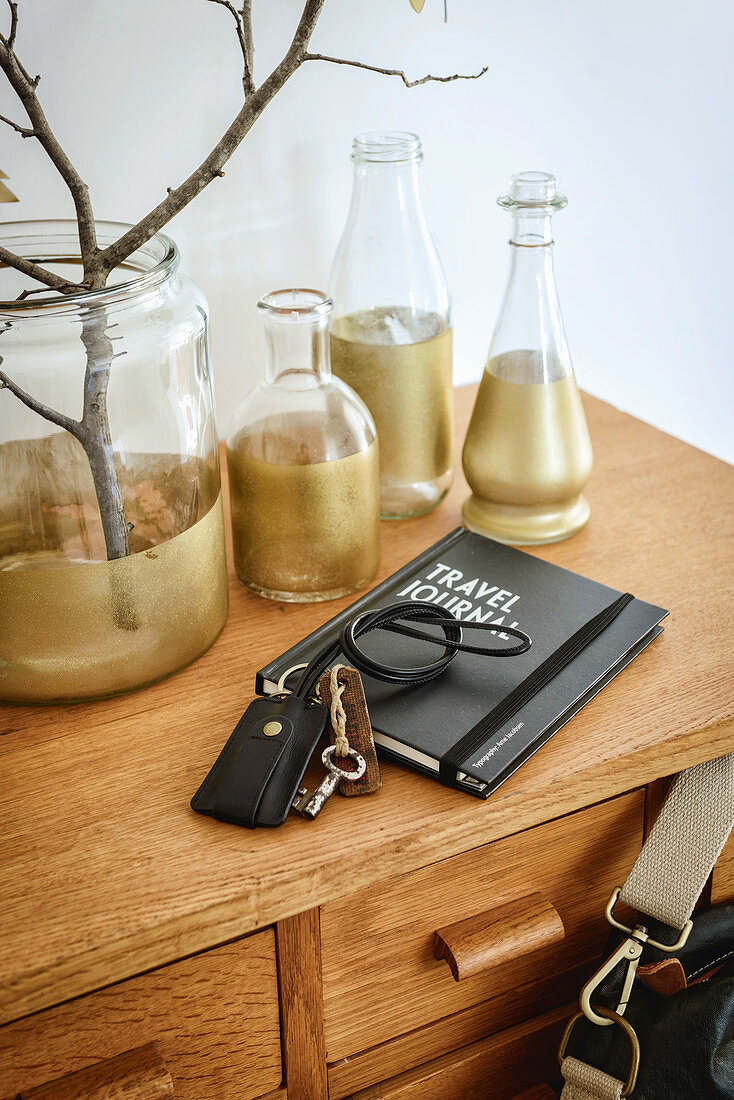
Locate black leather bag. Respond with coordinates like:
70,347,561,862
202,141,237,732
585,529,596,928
559,753,734,1099
561,904,734,1097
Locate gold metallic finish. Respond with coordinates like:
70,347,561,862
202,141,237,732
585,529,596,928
330,307,454,518
580,936,643,1026
578,893,695,1028
604,887,693,953
263,721,283,737
559,1008,640,1097
0,492,228,704
0,168,18,202
227,440,380,602
462,352,593,545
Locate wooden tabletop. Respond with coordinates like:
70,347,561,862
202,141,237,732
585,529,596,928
2,387,733,1025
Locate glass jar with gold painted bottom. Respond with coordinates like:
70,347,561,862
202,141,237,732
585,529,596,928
226,289,380,602
462,172,592,545
0,221,228,704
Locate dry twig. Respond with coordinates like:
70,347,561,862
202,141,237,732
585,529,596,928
303,53,488,88
0,110,33,136
0,1,102,287
99,0,328,272
0,357,79,436
1,0,486,290
0,244,82,294
0,0,486,563
206,0,255,94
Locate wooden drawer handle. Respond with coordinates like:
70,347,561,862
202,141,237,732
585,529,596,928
433,891,565,981
13,1042,174,1099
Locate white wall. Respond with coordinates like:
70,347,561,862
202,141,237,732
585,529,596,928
2,0,732,461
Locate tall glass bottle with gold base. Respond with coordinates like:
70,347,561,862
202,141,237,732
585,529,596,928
462,172,592,545
226,289,380,602
329,132,453,519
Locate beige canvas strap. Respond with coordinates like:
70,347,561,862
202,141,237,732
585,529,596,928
620,753,734,930
560,751,734,1097
561,1057,624,1099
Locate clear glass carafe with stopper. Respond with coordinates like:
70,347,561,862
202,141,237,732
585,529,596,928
328,132,453,519
462,172,592,545
226,289,380,602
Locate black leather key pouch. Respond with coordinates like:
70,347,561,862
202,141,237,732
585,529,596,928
191,694,329,828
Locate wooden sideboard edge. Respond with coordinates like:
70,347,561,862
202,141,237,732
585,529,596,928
3,720,731,1027
348,1000,574,1099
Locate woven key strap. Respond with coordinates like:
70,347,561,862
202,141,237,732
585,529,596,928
560,751,734,1098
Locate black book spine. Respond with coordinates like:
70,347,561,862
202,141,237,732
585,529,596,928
255,526,469,695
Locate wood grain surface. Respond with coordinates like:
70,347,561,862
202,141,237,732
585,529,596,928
643,775,674,838
276,909,327,1100
7,1043,173,1100
0,932,282,1100
327,961,588,1098
509,1088,557,1100
321,791,643,1062
1,388,733,1024
348,1002,571,1099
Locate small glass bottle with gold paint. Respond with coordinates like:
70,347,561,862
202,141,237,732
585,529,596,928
462,172,592,545
329,132,453,519
226,289,380,602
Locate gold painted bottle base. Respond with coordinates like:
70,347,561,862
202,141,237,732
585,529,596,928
238,576,376,604
462,492,590,546
330,308,454,521
227,440,381,603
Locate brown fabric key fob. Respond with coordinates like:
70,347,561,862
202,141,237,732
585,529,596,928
318,666,381,796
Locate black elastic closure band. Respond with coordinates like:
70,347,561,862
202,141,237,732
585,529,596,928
294,601,532,700
438,592,635,785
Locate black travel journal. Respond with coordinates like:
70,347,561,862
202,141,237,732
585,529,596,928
257,528,667,799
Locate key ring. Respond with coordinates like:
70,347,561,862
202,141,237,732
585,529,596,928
322,744,366,780
275,662,309,695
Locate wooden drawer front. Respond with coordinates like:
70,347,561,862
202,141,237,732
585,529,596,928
711,832,734,904
328,962,589,1098
0,930,281,1100
350,1003,569,1100
322,790,644,1062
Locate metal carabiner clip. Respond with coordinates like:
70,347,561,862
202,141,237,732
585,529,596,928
580,934,645,1025
580,887,693,1027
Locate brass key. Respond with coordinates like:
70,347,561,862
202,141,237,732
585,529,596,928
292,745,366,819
